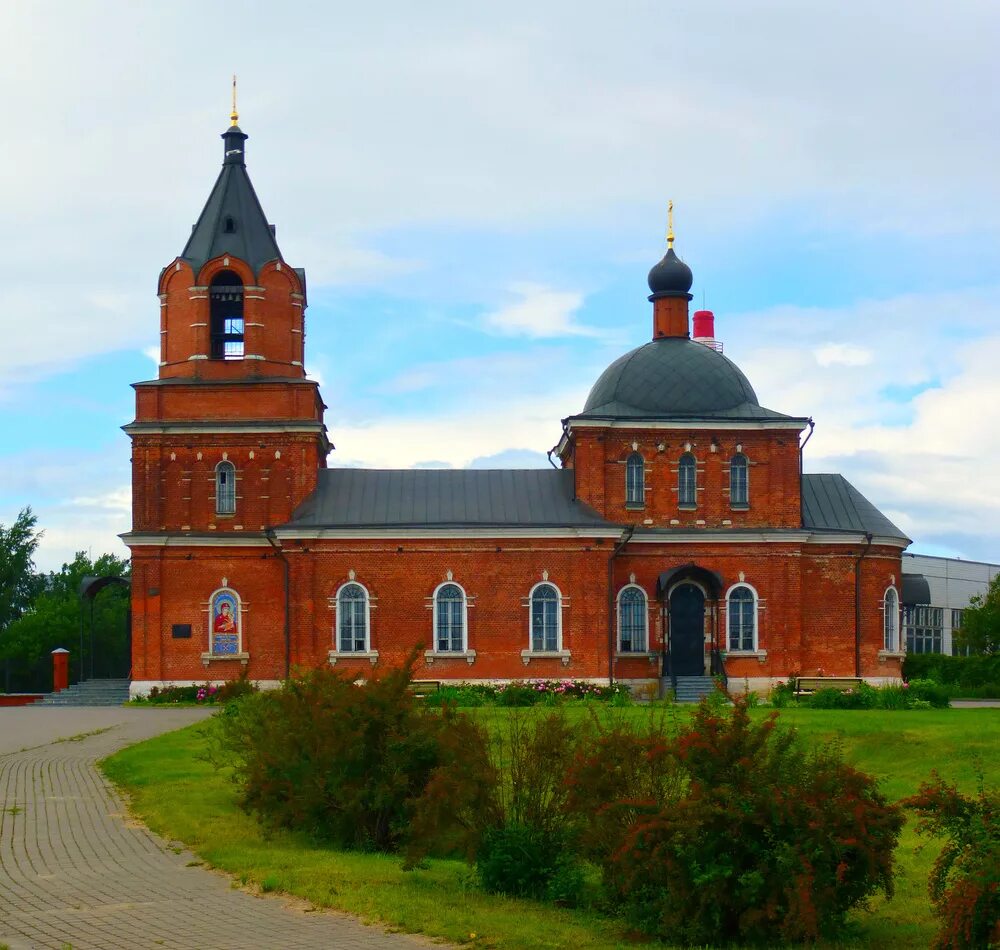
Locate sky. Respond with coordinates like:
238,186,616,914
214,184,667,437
1,1,998,572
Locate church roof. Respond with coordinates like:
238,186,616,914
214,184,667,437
179,125,283,279
572,337,803,423
286,468,612,529
801,474,909,541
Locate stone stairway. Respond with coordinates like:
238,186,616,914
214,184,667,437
669,675,717,703
38,678,131,706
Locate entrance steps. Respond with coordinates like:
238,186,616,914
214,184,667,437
668,676,717,704
38,679,131,707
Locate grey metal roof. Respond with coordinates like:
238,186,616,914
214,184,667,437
286,468,612,529
574,337,799,422
801,474,909,542
180,125,283,279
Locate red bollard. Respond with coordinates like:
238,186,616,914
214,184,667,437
51,648,70,693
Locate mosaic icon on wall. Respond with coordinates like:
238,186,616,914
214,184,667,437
211,589,240,655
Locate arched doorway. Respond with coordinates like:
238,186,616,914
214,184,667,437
669,583,706,676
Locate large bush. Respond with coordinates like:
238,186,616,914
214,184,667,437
903,653,1000,696
212,652,488,852
904,773,1000,950
591,698,903,945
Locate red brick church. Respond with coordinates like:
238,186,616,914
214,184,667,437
123,116,910,698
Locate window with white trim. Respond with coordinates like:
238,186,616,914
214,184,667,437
678,452,696,507
434,583,467,652
336,582,370,652
730,454,749,507
727,584,757,651
215,461,236,515
883,587,899,651
530,583,561,652
617,585,647,652
625,452,645,507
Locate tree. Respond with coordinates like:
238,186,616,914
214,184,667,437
1,551,130,691
0,507,42,631
955,574,1000,655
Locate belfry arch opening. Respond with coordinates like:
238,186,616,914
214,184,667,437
210,270,245,359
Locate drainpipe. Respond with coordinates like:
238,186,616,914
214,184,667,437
799,418,815,526
854,532,873,677
264,529,291,679
607,526,635,686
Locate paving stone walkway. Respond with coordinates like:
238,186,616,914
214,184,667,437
0,708,434,949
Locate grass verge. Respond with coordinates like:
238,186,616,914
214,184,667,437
101,707,1000,949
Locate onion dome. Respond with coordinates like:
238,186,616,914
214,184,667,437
647,247,693,299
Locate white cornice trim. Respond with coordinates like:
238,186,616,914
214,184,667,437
274,526,622,541
121,533,271,548
630,530,906,548
123,422,326,435
566,418,808,431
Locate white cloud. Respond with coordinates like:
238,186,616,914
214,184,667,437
483,283,595,338
813,343,873,367
142,345,160,366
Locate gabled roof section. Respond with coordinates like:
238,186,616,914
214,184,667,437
285,468,613,529
802,474,909,543
180,125,283,279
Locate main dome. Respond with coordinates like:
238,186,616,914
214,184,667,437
581,337,761,418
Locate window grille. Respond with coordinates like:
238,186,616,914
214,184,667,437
730,454,749,506
338,583,368,652
728,586,756,651
618,586,647,652
905,605,943,654
678,453,696,507
625,453,645,506
215,461,236,515
531,584,559,652
883,588,899,651
435,583,465,652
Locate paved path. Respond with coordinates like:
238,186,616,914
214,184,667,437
0,707,434,949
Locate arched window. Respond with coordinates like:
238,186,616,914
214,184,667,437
209,587,242,656
617,585,647,652
730,454,749,507
210,270,244,360
434,583,467,652
215,461,236,515
625,452,645,507
530,583,561,652
727,584,757,651
678,452,697,507
336,582,370,653
883,587,899,651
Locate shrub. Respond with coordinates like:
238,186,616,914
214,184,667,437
905,678,950,708
804,684,877,709
903,654,1000,697
211,650,490,852
601,697,903,945
904,773,1000,950
475,824,584,903
137,676,257,704
423,679,631,707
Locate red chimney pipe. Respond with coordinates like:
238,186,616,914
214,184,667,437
692,309,715,339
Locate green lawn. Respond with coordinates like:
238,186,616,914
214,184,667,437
101,707,1000,949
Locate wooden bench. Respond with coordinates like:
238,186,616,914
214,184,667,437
407,680,442,698
795,676,864,696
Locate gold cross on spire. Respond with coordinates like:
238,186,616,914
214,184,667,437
667,200,675,249
230,74,239,127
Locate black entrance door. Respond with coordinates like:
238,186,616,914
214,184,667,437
669,583,705,676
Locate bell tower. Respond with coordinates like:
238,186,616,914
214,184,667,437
124,104,329,538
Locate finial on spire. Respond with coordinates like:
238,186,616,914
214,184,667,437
230,74,239,127
667,200,675,249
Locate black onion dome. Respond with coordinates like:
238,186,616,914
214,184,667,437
581,337,764,418
647,247,693,299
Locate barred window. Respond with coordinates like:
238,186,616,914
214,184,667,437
626,452,645,507
434,583,466,652
337,583,369,652
905,606,943,654
215,461,236,515
730,454,749,507
678,453,697,507
530,583,560,652
727,585,756,651
883,587,899,651
618,586,647,652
